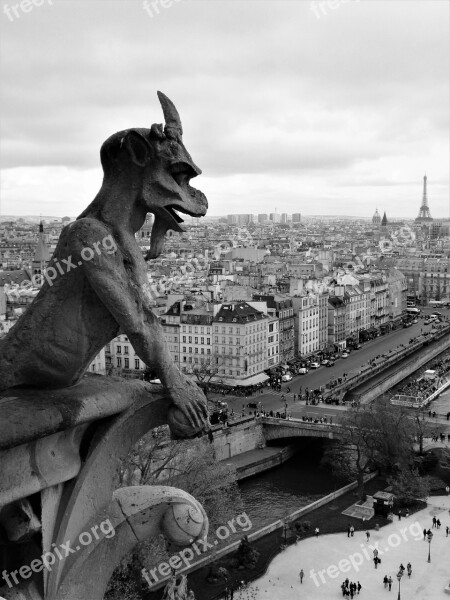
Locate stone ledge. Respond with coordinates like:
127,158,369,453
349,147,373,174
0,375,165,450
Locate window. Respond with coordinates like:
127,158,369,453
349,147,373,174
189,336,192,343
183,347,186,353
189,348,193,353
201,337,204,344
116,346,122,354
183,336,186,342
207,338,211,344
117,357,122,367
195,337,198,344
135,359,140,369
91,365,95,371
124,346,129,355
124,358,129,368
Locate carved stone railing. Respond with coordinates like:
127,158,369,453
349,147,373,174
0,375,208,600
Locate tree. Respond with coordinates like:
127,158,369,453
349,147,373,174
387,467,430,506
186,357,224,388
323,399,416,498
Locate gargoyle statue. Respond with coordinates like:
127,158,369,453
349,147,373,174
0,91,209,435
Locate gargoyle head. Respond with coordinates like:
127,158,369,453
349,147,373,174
97,92,208,259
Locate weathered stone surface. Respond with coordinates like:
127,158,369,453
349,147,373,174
0,425,88,506
0,376,162,450
0,92,208,437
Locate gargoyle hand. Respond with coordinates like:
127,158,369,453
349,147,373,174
169,376,210,434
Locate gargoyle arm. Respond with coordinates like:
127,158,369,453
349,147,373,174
70,223,207,429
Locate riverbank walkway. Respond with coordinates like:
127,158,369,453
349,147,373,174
244,495,450,600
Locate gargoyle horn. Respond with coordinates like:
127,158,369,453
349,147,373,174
157,90,183,135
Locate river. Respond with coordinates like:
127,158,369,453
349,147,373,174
238,440,342,530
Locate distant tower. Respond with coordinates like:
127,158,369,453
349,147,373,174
139,214,154,239
372,208,381,228
32,221,51,279
415,174,433,223
380,211,388,234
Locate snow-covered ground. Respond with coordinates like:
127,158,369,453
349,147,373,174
237,495,450,600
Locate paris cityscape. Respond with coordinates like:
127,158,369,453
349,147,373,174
0,1,449,600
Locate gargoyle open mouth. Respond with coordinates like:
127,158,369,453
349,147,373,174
146,166,208,260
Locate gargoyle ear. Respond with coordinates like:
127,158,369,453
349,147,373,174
122,130,151,167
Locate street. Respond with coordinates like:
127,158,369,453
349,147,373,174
211,307,450,422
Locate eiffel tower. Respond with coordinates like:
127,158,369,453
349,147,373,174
415,174,433,222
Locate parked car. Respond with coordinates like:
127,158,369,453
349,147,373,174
424,319,433,325
321,359,329,366
282,373,292,382
412,319,418,324
310,362,320,369
298,367,309,375
341,352,349,358
326,360,335,367
431,312,442,317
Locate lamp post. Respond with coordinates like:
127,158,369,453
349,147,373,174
396,570,403,600
427,530,433,562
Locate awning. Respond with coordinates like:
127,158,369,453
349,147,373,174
215,373,270,387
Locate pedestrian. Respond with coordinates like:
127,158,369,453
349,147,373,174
224,587,229,600
423,528,427,540
373,557,378,569
432,516,437,528
347,525,351,538
298,569,304,583
407,562,412,578
357,581,361,595
373,548,378,558
399,563,405,573
398,510,402,520
383,575,388,589
230,588,234,600
437,519,441,529
366,530,370,542
315,527,320,537
350,525,354,537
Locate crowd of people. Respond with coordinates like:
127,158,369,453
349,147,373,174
340,579,362,597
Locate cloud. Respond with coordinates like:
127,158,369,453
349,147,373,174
0,0,448,217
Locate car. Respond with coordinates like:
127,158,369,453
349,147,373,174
341,352,349,358
431,312,442,317
412,319,418,324
310,362,320,369
281,373,292,382
424,319,433,325
298,367,308,374
321,359,329,366
326,360,335,367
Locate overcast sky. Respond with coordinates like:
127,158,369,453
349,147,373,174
0,0,448,219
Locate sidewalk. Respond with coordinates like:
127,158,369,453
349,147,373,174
246,495,450,600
